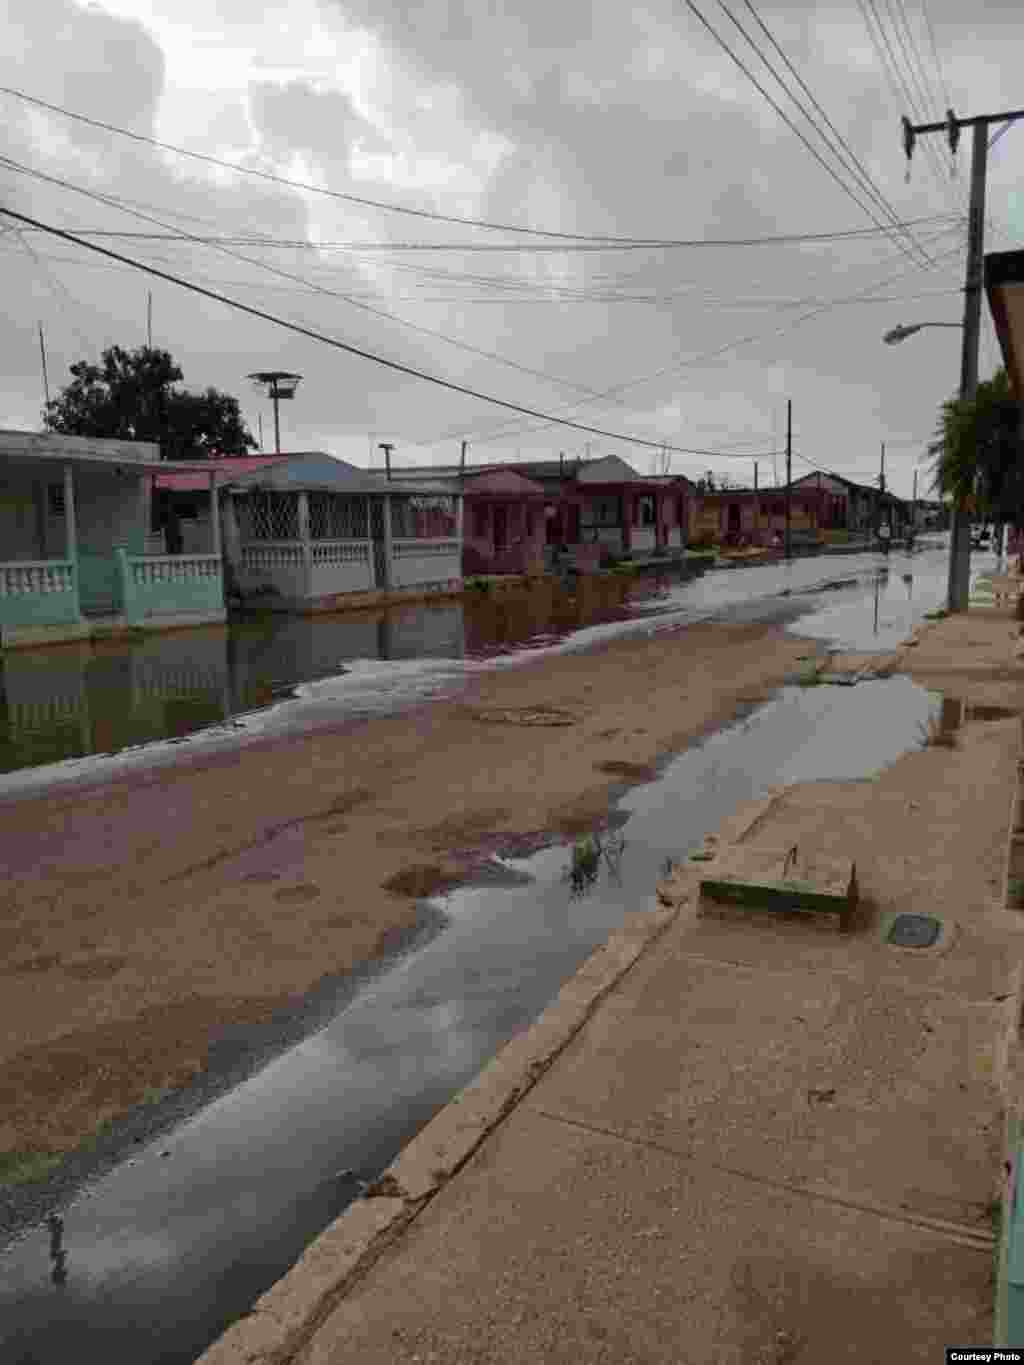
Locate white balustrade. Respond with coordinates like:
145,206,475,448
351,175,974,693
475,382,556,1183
392,539,460,558
241,543,306,571
310,540,370,565
0,560,75,597
127,555,221,586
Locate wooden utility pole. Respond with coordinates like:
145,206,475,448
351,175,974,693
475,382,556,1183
460,440,468,476
903,105,1024,609
912,467,918,530
147,291,153,348
791,398,797,559
38,323,50,415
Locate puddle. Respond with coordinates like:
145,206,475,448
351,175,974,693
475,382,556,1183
0,673,941,1365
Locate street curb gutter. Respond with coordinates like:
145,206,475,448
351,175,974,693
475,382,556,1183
196,905,684,1365
194,628,930,1365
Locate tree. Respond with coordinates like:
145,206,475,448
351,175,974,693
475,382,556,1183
45,345,257,459
930,366,1024,526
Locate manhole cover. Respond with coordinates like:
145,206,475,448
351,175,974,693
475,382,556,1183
887,913,941,948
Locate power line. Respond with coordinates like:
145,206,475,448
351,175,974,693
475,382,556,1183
4,217,959,253
918,0,953,110
434,222,968,445
0,203,786,460
722,0,928,261
1,83,926,252
680,0,932,267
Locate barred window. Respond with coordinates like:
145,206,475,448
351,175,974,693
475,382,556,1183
237,490,300,541
47,484,65,517
308,492,368,540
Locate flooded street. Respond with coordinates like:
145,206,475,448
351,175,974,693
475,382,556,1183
0,541,988,1364
0,538,964,798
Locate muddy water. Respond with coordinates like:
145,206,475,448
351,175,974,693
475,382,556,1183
0,572,685,778
0,668,941,1365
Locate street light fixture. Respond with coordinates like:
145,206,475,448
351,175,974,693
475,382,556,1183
883,322,965,345
247,371,303,454
882,320,972,608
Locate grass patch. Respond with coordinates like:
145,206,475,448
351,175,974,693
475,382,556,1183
1008,877,1024,909
464,576,492,593
0,1149,64,1186
797,663,826,687
923,608,948,620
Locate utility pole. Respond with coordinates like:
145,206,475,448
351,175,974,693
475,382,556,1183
147,291,153,349
903,105,1024,610
460,440,468,476
379,442,394,483
912,467,918,531
791,398,797,559
38,323,50,415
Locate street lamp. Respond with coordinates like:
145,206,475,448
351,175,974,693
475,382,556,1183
883,322,965,344
247,371,303,454
882,321,970,608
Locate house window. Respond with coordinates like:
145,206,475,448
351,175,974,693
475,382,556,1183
637,495,655,526
47,484,65,518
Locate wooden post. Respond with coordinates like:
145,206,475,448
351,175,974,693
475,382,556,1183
209,470,222,559
63,462,80,619
297,490,311,594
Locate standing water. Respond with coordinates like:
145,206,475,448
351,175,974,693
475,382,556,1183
0,544,968,1362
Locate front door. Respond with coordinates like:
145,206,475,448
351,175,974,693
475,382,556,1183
493,505,508,552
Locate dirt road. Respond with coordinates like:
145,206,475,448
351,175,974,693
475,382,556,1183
0,620,816,1164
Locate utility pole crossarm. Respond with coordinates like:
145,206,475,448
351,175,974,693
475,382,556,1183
904,107,1024,135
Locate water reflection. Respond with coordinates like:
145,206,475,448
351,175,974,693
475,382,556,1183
562,830,627,900
48,1214,68,1289
0,576,659,776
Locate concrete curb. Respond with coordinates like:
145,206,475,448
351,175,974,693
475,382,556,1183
195,905,681,1365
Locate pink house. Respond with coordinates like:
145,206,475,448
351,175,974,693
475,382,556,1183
461,469,547,576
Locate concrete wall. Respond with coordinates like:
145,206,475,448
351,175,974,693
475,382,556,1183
237,544,309,603
120,552,225,626
308,543,374,596
390,540,462,589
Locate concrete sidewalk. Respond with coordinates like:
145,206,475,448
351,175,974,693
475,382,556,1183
200,613,1024,1365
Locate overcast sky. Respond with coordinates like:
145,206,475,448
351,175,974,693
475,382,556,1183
3,0,1023,496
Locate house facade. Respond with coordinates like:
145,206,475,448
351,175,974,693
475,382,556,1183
216,453,463,611
0,430,226,650
459,469,547,577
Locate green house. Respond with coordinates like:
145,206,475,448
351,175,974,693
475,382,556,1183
0,430,227,650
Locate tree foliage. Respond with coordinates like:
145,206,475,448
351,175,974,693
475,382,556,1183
45,345,257,460
930,367,1024,523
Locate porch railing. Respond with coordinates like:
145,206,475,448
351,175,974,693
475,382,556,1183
392,538,460,558
0,560,76,597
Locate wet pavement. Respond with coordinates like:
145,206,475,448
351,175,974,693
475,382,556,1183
0,541,993,1364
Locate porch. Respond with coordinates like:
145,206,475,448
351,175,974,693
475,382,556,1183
0,432,226,650
228,482,462,611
